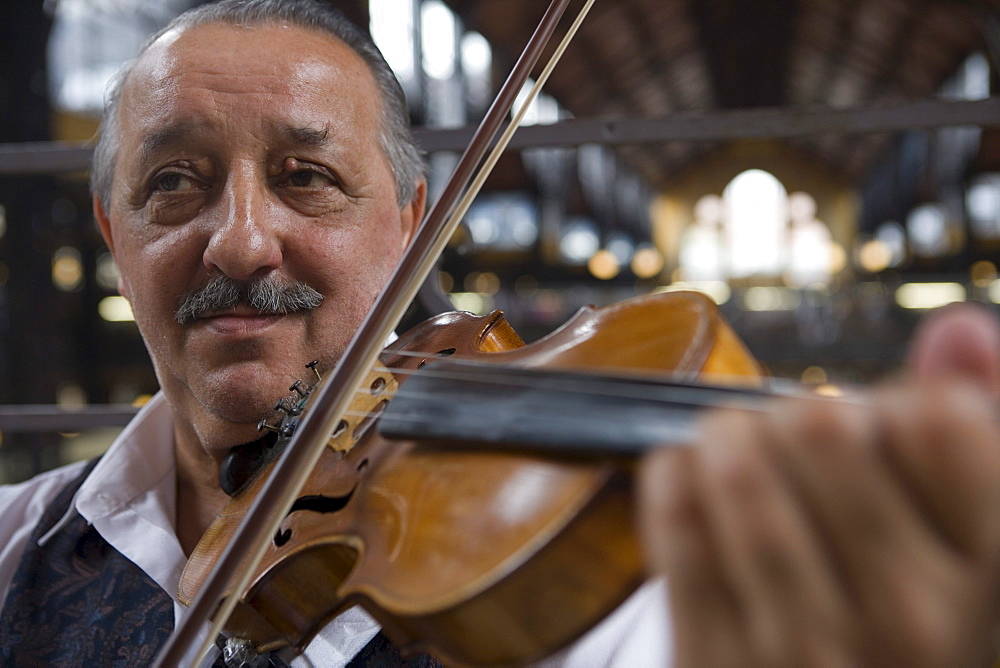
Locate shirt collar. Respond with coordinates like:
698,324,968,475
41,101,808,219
39,392,177,544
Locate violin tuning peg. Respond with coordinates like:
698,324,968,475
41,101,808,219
273,399,289,414
305,360,321,381
257,417,280,434
289,379,306,397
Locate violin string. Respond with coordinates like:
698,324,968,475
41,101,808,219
322,355,858,425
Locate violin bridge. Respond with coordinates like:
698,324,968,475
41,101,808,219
326,367,398,455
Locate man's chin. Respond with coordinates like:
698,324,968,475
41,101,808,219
189,372,291,428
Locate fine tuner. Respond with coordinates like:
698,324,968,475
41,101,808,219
222,360,399,499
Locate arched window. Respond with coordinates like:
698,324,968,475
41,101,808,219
680,170,835,289
723,169,787,279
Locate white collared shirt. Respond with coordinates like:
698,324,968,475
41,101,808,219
0,392,670,666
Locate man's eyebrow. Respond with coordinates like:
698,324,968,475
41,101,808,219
138,122,200,164
282,125,331,146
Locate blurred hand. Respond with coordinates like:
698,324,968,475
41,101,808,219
639,304,1000,666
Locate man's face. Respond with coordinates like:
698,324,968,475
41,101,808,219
96,23,422,457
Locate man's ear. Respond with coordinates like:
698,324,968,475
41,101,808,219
93,194,129,299
399,179,427,249
93,194,115,254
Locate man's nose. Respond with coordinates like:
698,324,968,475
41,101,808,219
202,171,282,281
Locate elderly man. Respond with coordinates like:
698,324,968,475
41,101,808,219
1,0,999,666
0,2,667,665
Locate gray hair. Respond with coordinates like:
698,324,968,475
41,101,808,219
91,0,425,212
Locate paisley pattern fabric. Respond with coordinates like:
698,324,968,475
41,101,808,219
0,458,441,667
345,632,443,668
0,459,174,667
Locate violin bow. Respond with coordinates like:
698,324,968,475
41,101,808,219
154,0,597,664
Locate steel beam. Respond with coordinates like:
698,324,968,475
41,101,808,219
0,97,997,175
0,404,139,431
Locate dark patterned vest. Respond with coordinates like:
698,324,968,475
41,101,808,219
0,460,441,667
0,459,173,666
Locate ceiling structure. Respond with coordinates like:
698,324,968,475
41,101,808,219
443,0,999,186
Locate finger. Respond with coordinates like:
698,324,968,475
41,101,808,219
907,303,1000,402
873,382,1000,561
638,448,744,666
693,409,854,664
763,395,960,656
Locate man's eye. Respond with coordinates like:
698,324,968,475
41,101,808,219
288,169,330,187
153,172,196,192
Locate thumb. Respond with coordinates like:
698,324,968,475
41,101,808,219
907,302,1000,402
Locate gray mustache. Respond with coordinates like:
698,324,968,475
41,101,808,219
175,275,324,325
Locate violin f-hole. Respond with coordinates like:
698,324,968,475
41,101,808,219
273,485,360,548
418,348,457,368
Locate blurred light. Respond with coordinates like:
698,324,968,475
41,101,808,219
895,282,966,309
788,192,817,224
462,31,492,110
465,271,500,296
693,194,722,224
678,219,724,282
368,0,416,81
828,242,848,274
966,174,1000,239
814,384,844,398
858,239,893,273
514,79,561,126
507,202,538,247
438,271,455,293
631,245,664,279
971,260,998,287
907,204,949,257
560,219,600,264
588,249,620,280
954,52,991,101
421,0,457,80
449,292,493,315
990,280,1000,304
875,222,906,267
52,246,83,292
57,382,87,409
743,286,800,312
466,214,499,245
800,366,828,385
606,233,634,265
787,222,834,288
465,194,538,250
370,0,416,82
724,170,787,278
99,295,134,322
461,31,491,77
95,251,120,291
656,281,731,305
132,394,154,408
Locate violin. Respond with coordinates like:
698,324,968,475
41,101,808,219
178,290,765,665
155,1,765,664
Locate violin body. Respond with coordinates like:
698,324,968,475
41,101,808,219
179,290,763,665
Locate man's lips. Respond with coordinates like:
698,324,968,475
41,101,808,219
196,308,284,335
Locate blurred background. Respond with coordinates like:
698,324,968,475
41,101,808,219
0,0,997,483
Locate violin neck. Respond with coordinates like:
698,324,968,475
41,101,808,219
378,362,770,457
